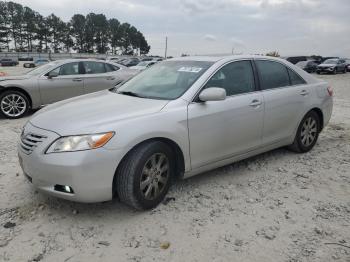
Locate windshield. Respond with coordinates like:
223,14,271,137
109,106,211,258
296,61,308,67
26,62,60,75
116,60,214,100
323,59,338,64
137,62,148,66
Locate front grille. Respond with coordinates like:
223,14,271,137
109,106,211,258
20,133,47,154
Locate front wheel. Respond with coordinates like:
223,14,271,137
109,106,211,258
0,90,30,119
115,141,174,210
288,111,320,153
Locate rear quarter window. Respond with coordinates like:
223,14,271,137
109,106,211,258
287,68,306,85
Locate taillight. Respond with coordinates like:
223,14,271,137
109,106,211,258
327,86,333,96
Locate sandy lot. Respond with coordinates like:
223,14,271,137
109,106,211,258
0,64,349,262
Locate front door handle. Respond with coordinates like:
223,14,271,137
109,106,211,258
300,90,309,96
249,99,262,107
106,76,116,80
72,78,82,82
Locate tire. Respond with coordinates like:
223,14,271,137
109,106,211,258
288,111,320,153
333,68,337,74
344,67,347,74
0,90,30,119
115,141,174,210
316,71,320,75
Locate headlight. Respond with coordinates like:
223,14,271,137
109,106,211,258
46,132,114,153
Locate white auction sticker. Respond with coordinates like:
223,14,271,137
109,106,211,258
178,67,202,73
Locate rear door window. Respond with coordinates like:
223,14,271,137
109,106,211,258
83,61,107,74
255,60,290,90
58,62,80,76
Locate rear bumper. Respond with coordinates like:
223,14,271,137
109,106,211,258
322,97,333,128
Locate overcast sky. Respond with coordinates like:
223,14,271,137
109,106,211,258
12,0,350,57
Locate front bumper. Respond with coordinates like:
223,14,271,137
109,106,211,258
316,67,335,73
18,122,124,203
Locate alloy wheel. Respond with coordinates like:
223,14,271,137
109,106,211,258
0,94,27,118
140,153,169,200
300,117,317,147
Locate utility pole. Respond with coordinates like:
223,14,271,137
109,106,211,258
164,36,168,59
231,47,234,55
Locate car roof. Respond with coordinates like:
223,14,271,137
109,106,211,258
169,55,285,63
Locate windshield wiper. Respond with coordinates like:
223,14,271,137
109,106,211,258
117,91,143,98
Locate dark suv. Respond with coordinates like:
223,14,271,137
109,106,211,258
296,60,318,73
0,58,18,66
316,59,347,74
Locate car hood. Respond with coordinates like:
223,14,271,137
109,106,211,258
29,90,169,135
129,66,145,70
318,63,336,67
0,75,32,81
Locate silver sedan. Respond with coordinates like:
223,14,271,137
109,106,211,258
0,59,137,118
18,55,333,210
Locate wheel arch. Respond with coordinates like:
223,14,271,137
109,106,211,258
112,137,186,195
0,86,33,108
310,107,324,131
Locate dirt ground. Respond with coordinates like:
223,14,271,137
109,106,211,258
0,64,349,262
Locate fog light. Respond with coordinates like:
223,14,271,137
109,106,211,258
54,184,74,194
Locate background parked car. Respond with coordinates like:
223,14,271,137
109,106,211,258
0,59,137,118
0,58,19,66
24,59,51,68
18,56,34,61
140,57,154,62
345,59,350,72
285,56,308,64
106,57,121,62
296,60,318,73
130,61,157,71
121,57,140,67
316,58,347,74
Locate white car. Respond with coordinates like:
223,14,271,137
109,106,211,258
18,55,333,210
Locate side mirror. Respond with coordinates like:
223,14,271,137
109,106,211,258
47,71,59,79
199,87,226,102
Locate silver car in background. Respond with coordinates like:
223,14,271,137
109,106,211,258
0,59,137,118
18,55,333,210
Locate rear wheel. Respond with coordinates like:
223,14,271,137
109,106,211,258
0,90,29,119
289,111,320,153
115,141,174,210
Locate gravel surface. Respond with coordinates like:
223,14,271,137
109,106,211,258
0,65,349,262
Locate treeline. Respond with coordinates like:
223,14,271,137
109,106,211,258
0,1,150,54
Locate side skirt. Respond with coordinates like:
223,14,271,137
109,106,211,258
183,139,290,179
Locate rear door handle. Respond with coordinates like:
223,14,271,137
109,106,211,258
249,99,262,107
72,78,82,82
300,90,309,96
